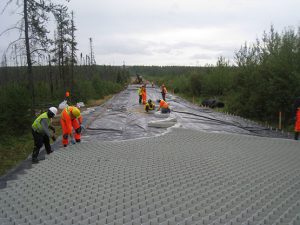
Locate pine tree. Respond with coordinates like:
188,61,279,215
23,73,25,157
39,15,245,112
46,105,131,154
52,4,71,89
2,0,70,114
70,11,78,92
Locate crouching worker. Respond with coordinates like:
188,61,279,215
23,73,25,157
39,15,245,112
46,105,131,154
145,99,155,112
31,107,57,163
157,99,171,113
60,106,82,147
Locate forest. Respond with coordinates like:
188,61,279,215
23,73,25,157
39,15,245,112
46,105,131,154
0,0,130,134
130,26,300,130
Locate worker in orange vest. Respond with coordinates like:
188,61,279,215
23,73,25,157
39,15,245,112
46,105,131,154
157,99,170,113
60,106,82,147
294,108,300,140
65,91,71,104
161,84,168,101
141,85,147,105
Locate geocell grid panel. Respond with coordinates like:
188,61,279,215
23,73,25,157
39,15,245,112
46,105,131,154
1,128,300,225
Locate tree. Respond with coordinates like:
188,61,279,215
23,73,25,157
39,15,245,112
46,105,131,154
70,11,78,93
2,0,70,114
229,26,300,123
52,4,71,89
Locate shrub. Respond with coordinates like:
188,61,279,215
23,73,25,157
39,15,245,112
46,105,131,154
0,83,31,134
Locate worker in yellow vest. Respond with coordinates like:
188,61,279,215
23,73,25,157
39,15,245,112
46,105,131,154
137,86,142,104
31,107,57,163
145,99,155,112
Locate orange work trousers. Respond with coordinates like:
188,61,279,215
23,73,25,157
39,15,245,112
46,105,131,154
142,92,147,105
60,118,81,145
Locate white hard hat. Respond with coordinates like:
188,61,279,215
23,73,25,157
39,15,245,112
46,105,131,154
49,107,58,116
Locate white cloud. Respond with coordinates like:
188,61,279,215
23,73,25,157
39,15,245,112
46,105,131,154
1,0,300,66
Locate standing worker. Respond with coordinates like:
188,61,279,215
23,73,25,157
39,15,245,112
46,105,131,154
137,86,142,104
60,106,83,147
295,109,300,140
141,85,147,105
31,107,57,163
161,84,168,101
65,91,71,105
157,99,171,113
294,97,300,140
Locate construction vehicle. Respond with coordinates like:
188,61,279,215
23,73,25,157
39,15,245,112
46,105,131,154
134,74,143,84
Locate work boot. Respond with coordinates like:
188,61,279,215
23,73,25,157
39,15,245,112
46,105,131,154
46,150,53,154
32,158,39,164
76,139,81,143
32,147,40,163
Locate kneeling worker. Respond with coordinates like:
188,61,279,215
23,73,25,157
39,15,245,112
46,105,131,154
157,99,171,113
31,107,57,163
60,106,82,147
145,99,155,112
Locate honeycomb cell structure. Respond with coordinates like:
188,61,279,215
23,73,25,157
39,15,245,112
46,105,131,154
1,128,300,225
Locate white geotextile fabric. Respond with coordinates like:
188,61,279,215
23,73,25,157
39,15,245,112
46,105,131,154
148,117,177,128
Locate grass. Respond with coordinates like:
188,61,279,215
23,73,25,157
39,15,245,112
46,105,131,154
0,95,113,177
86,95,113,107
0,133,33,176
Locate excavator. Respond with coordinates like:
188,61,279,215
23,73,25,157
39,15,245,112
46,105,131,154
134,74,143,84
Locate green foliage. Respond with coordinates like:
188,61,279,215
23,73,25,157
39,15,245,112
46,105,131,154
227,26,300,125
73,79,96,102
73,75,123,102
171,75,190,94
189,73,203,96
0,65,129,132
137,26,300,129
0,133,32,176
0,83,31,135
0,65,129,176
35,82,52,103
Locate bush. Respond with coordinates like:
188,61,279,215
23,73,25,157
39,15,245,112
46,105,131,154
0,83,31,134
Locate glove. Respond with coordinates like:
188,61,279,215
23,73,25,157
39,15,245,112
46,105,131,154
63,134,68,139
75,126,81,134
51,135,56,142
71,139,76,145
50,126,56,134
81,125,85,130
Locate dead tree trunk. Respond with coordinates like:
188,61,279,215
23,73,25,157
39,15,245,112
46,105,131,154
24,0,35,115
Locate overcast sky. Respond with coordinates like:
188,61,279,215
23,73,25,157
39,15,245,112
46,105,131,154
1,0,300,66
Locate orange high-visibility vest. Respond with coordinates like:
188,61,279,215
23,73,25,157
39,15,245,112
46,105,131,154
159,100,169,109
61,106,82,134
295,108,300,132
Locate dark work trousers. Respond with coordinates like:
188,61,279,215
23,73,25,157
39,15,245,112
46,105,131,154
139,95,142,104
32,129,51,160
161,108,171,114
162,92,166,101
295,132,299,140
